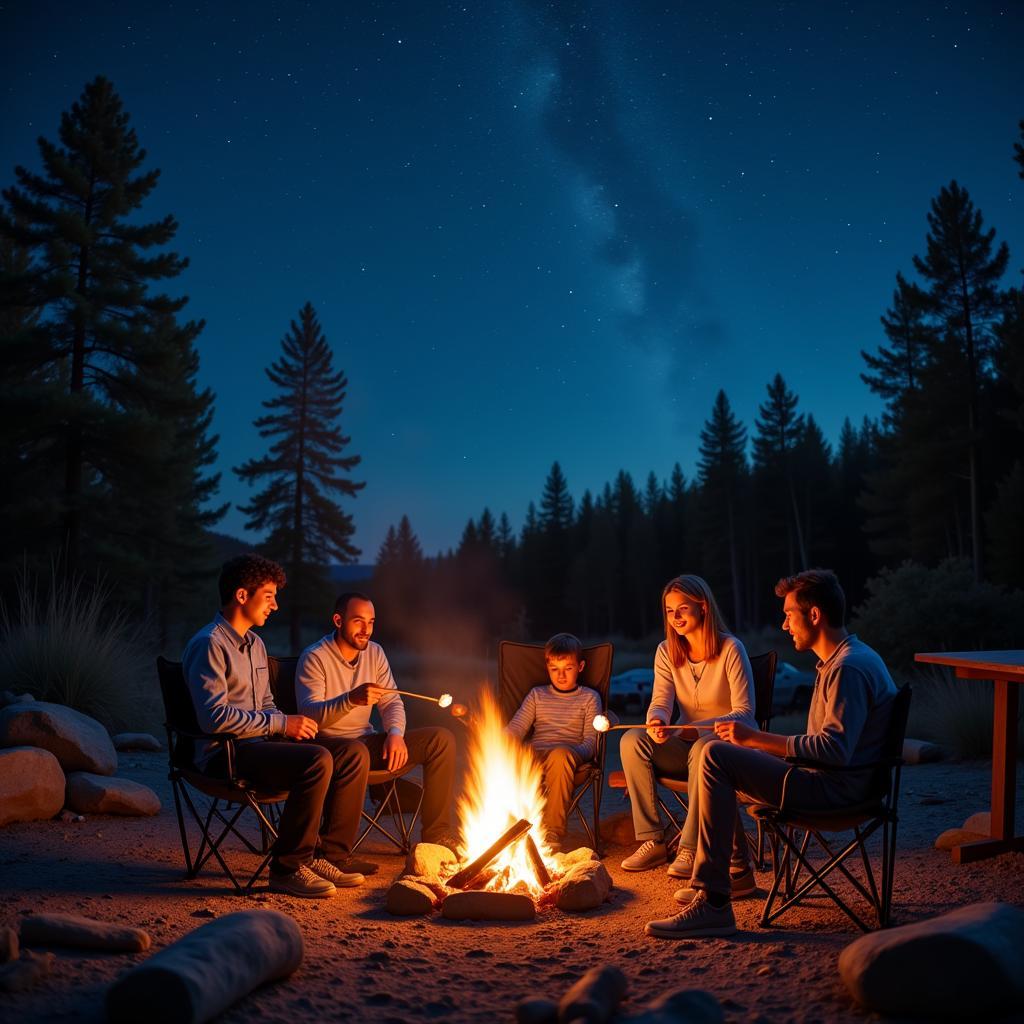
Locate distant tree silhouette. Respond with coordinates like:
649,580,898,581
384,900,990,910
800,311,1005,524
235,302,363,652
0,76,222,616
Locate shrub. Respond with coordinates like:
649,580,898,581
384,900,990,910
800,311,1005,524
0,568,155,732
850,559,1024,674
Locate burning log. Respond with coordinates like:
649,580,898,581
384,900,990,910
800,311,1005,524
446,818,533,890
524,833,551,888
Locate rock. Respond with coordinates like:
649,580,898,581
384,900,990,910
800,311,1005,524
0,691,34,708
0,950,54,992
0,926,17,964
65,772,160,816
630,989,725,1024
554,860,612,912
385,879,436,916
838,901,1024,1017
0,701,117,775
106,910,303,1024
516,997,558,1024
558,964,627,1023
440,891,535,922
112,732,162,752
963,811,991,835
934,828,987,851
901,738,944,764
20,914,150,952
406,841,458,882
0,746,66,826
552,846,599,871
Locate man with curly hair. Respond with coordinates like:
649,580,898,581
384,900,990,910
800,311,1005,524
181,554,369,898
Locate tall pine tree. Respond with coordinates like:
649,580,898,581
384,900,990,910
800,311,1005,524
235,302,363,652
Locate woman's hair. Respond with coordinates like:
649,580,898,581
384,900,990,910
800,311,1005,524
661,574,730,666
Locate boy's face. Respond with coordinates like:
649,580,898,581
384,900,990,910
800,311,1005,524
546,654,584,691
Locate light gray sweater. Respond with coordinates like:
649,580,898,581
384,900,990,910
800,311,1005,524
647,634,756,729
295,635,406,740
505,684,602,761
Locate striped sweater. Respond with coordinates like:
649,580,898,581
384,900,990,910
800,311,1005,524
506,684,602,761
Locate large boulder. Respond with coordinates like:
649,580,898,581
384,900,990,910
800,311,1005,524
0,701,117,776
65,772,160,816
106,910,303,1024
838,901,1024,1017
0,746,65,826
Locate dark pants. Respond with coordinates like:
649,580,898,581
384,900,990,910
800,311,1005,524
353,726,456,844
213,737,369,873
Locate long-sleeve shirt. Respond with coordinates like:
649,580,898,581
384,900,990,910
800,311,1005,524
294,635,406,740
505,684,602,761
787,634,897,767
646,634,756,729
181,614,287,770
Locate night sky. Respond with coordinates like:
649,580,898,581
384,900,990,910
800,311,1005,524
3,2,1022,559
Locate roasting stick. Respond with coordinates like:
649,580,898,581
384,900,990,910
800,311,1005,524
370,687,454,707
592,714,715,734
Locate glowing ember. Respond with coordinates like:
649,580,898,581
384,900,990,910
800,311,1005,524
438,693,453,708
593,714,611,733
450,703,468,717
452,689,557,895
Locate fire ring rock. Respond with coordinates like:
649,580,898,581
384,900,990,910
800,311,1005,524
386,878,436,916
441,890,536,921
0,701,117,776
106,910,303,1024
21,913,151,953
0,746,65,826
553,860,612,912
65,772,161,816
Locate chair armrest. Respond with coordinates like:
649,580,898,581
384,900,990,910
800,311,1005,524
165,725,242,781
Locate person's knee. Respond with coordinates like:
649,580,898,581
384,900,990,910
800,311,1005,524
699,739,735,779
307,744,333,782
619,728,651,766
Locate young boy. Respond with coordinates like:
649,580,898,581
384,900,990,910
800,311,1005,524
505,633,602,851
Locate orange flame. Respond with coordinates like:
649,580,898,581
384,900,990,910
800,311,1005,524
455,688,557,895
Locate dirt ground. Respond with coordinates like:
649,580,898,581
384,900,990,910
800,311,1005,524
1,741,1023,1023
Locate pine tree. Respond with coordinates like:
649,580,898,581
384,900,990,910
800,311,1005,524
0,76,223,609
235,302,364,652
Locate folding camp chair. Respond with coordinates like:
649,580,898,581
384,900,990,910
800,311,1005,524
157,656,286,893
268,656,425,854
750,684,912,931
497,640,614,856
608,650,777,865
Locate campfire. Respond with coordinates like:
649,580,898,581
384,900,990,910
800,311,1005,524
385,688,612,919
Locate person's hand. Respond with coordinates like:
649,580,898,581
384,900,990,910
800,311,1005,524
348,683,382,707
283,715,318,740
714,720,755,746
646,720,669,744
383,733,408,772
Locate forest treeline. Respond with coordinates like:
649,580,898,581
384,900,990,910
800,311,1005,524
2,77,1022,658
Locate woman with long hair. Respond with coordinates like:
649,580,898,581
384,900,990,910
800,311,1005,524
619,574,757,895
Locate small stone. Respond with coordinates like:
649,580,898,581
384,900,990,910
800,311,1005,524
630,988,725,1024
441,890,535,922
934,828,987,851
0,926,18,964
112,732,163,752
558,964,627,1023
515,996,558,1024
20,913,150,952
0,950,54,993
386,879,436,917
901,738,944,764
962,811,991,835
191,909,216,918
65,772,160,816
58,809,85,823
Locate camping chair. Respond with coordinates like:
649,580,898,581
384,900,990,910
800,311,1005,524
497,640,614,856
268,656,425,854
750,684,912,931
608,650,777,866
157,656,286,893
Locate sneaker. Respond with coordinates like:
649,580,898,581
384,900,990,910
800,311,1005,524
621,839,667,872
666,846,695,879
309,858,364,888
268,864,338,898
646,891,737,939
673,865,757,903
334,854,379,876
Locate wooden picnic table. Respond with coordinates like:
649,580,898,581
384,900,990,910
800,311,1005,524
914,650,1024,863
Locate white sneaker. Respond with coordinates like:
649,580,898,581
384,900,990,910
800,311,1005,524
620,839,667,871
645,891,737,939
310,857,364,888
268,864,338,898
